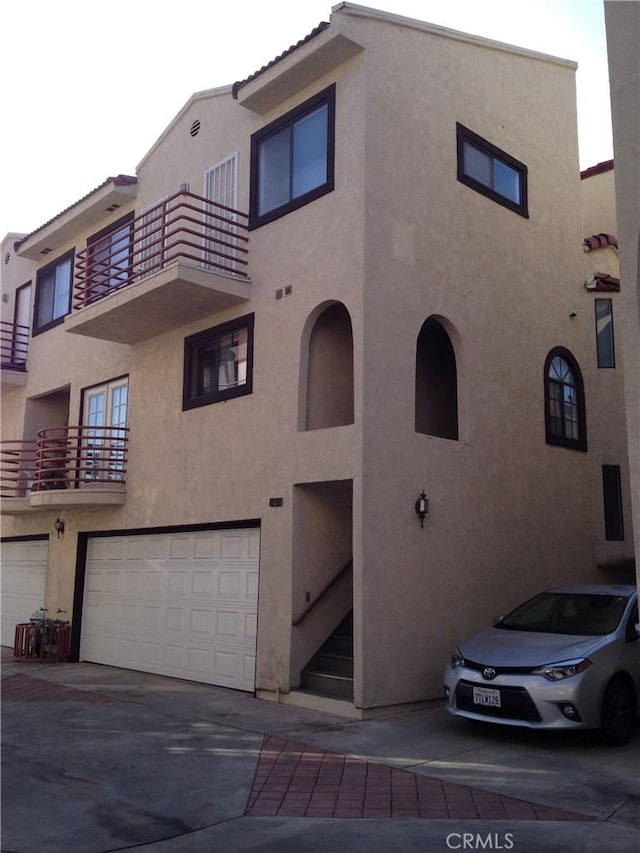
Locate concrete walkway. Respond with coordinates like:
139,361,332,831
2,651,639,852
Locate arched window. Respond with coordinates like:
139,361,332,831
415,317,458,440
544,348,587,451
303,302,354,431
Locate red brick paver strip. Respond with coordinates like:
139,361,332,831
247,735,596,821
1,673,128,703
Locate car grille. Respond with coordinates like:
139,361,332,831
463,658,536,676
455,680,542,722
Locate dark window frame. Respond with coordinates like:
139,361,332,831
86,212,135,299
33,250,74,335
11,281,31,365
602,464,624,541
543,347,587,452
249,84,336,229
595,298,616,368
456,123,529,218
183,313,254,411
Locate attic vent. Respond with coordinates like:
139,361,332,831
190,120,201,137
106,203,121,212
41,248,52,255
3,252,10,265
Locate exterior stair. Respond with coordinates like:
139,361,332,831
300,612,353,700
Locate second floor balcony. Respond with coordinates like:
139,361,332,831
1,426,129,514
1,321,29,388
65,191,251,345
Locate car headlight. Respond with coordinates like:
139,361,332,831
532,658,591,681
449,647,465,669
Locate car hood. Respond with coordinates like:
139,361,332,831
459,626,609,667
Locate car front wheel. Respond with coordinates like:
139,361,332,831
600,676,636,746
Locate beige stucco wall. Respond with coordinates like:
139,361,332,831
581,166,617,238
605,0,640,600
338,7,631,705
1,234,30,324
2,3,634,711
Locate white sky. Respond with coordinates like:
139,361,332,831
1,0,613,241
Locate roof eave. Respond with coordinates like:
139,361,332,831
233,22,363,114
16,176,137,261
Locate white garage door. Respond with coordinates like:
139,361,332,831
82,528,259,691
1,539,48,647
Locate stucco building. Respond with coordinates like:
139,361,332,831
1,3,635,717
604,0,640,603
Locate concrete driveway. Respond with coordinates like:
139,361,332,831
2,650,639,853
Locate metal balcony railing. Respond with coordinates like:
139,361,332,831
73,190,249,308
1,321,29,370
1,426,129,497
0,441,39,497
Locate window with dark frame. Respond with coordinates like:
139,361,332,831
595,298,615,368
249,85,335,229
602,464,624,541
456,123,529,217
183,314,254,410
544,347,587,451
33,252,73,334
86,213,134,303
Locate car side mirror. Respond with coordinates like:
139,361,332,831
626,622,640,642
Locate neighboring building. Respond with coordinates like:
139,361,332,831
579,159,633,571
1,3,635,716
604,1,640,603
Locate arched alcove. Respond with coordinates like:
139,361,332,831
303,302,354,431
415,317,458,440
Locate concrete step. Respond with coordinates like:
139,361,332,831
300,670,354,701
322,634,353,658
310,652,354,678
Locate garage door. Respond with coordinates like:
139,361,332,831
81,528,259,691
0,539,48,647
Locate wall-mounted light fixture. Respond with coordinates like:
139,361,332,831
54,518,65,539
415,491,429,528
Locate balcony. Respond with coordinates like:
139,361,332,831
65,191,251,345
1,426,129,514
1,321,29,389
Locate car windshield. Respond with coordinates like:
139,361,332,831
495,592,629,635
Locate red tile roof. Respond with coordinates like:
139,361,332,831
15,175,137,249
580,159,614,179
586,273,620,292
583,233,618,251
232,21,330,99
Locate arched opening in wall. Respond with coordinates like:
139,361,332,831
304,302,354,431
415,317,458,440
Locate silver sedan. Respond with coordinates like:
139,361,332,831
443,584,640,745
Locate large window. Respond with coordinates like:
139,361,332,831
456,123,528,218
544,348,587,451
183,314,254,410
595,298,615,368
34,252,73,333
250,85,335,228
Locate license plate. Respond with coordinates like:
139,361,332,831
473,686,501,707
